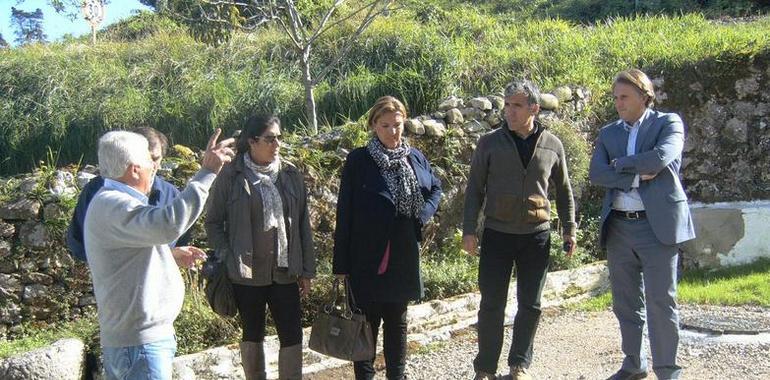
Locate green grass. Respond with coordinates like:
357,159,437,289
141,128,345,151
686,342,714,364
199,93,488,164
0,314,99,359
678,258,770,306
2,8,770,175
568,258,770,312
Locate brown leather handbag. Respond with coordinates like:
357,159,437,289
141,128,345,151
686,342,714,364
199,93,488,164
308,278,375,361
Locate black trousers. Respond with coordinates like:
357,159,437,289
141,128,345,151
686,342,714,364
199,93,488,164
473,228,550,373
232,282,302,347
353,301,409,380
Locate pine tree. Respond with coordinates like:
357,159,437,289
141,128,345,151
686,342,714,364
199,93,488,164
11,7,47,45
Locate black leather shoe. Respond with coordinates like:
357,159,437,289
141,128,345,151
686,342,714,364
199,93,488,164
606,369,648,380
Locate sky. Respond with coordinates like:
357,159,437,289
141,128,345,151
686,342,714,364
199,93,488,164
0,0,151,46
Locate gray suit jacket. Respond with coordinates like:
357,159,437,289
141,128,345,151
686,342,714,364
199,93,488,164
589,110,695,247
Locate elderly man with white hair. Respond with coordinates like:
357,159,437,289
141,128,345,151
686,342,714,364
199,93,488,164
84,129,235,380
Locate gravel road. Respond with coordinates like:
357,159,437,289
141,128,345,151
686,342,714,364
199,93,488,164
307,308,770,380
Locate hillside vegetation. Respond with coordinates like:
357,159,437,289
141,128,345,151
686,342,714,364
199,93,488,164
0,3,769,174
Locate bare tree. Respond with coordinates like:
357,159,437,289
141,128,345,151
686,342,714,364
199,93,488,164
171,0,396,135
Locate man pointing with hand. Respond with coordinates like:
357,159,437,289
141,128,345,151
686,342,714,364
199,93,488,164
84,129,235,380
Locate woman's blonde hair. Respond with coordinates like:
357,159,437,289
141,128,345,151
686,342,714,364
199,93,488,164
613,69,656,107
367,96,407,130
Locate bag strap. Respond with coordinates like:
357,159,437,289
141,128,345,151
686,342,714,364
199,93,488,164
342,277,363,314
326,278,362,319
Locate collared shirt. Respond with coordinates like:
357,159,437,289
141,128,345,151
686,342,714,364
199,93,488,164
507,121,542,168
102,178,149,205
612,108,651,211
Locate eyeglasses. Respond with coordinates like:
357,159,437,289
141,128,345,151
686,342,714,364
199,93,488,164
252,135,282,144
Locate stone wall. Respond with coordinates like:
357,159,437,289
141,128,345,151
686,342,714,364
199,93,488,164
0,171,95,339
653,51,770,203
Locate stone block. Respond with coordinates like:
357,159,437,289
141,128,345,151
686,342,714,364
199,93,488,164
405,118,425,135
437,96,464,111
459,107,485,121
0,303,21,325
487,95,504,110
0,259,18,274
552,85,573,102
0,221,14,238
0,338,85,380
463,120,490,133
76,172,97,188
22,284,48,302
445,108,464,124
78,295,96,307
49,170,76,198
21,272,54,285
19,178,38,193
19,221,50,250
422,119,446,137
43,203,65,221
485,111,503,127
0,199,41,221
0,274,22,301
0,240,11,259
722,118,748,144
735,74,760,99
539,93,559,110
469,97,492,111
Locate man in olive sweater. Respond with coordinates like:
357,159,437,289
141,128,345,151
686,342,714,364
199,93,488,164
463,80,577,380
84,129,234,380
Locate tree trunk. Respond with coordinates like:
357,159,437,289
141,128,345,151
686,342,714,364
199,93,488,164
301,49,318,135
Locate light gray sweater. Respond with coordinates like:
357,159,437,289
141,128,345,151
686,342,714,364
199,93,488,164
84,170,216,348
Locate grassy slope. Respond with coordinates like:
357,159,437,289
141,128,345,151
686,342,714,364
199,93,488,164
1,9,769,174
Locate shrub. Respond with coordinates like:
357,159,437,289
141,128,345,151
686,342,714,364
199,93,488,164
422,230,479,299
174,272,241,355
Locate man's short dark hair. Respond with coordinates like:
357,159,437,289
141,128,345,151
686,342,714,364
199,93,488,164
132,127,169,157
504,80,541,106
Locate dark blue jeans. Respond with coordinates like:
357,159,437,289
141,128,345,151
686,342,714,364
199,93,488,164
473,228,550,374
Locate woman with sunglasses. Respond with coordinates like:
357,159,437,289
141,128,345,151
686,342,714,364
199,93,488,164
205,114,315,380
333,96,442,379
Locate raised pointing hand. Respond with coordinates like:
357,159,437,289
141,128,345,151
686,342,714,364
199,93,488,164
202,128,236,174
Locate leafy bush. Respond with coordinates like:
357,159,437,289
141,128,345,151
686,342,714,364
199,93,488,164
422,230,479,299
174,272,241,355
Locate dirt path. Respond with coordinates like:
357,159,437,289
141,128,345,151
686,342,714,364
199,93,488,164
307,308,770,379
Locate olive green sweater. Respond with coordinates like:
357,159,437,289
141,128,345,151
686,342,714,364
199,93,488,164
463,124,576,237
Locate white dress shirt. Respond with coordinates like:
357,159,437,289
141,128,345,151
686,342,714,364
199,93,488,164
612,108,651,211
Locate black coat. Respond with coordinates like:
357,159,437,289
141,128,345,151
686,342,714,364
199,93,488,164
332,146,442,303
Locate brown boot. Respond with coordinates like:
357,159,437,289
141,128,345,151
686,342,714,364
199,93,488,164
240,341,266,380
278,344,303,380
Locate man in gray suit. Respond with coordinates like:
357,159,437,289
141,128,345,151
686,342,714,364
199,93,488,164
589,69,695,380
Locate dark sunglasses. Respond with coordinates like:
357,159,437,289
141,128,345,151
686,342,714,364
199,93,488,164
252,135,282,144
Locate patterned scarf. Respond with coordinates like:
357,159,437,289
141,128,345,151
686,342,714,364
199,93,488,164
243,154,288,268
366,137,424,218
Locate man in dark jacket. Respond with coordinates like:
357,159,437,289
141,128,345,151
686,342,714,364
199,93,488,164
463,80,577,380
66,127,187,261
